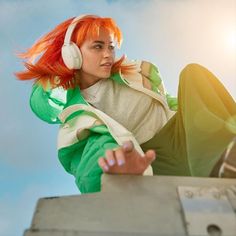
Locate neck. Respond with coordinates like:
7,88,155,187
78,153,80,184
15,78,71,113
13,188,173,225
76,71,101,90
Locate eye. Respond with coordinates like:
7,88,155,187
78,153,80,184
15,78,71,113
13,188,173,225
93,44,103,49
109,45,115,50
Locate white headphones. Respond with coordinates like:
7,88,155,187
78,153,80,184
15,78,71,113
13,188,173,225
61,15,98,70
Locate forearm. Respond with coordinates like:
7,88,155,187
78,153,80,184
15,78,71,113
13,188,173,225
58,131,119,193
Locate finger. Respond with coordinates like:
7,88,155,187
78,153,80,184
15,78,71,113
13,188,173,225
105,149,116,166
114,148,126,166
98,157,109,172
144,150,156,164
122,141,134,153
122,141,145,159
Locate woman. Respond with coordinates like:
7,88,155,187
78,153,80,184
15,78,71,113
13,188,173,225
16,15,236,193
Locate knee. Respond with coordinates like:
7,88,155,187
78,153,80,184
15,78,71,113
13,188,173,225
180,63,207,76
179,63,213,85
183,63,205,70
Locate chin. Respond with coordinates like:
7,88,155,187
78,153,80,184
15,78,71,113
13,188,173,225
100,72,111,79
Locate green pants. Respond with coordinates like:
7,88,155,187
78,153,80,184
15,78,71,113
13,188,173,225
141,64,236,177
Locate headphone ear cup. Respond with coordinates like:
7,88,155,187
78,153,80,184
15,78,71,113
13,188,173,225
61,42,83,69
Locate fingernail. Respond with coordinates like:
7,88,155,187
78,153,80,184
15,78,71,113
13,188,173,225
122,141,133,152
118,159,125,166
108,159,115,166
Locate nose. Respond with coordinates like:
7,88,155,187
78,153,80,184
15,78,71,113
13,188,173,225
103,48,113,58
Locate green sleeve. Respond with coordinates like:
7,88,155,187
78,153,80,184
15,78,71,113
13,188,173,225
150,63,178,111
30,84,69,124
166,94,178,111
141,61,178,111
150,64,178,111
58,125,119,194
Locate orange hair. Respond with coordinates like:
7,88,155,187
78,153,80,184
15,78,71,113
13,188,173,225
15,15,136,89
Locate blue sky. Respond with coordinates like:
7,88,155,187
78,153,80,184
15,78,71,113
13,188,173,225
0,0,235,235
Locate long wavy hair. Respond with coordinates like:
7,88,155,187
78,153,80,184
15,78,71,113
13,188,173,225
15,15,136,89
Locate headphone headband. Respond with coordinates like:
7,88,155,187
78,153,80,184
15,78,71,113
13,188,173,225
64,15,86,46
63,14,99,46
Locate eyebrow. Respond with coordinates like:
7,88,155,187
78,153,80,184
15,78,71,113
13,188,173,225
92,40,114,44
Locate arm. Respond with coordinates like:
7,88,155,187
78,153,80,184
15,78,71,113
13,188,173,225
58,125,155,193
58,125,119,194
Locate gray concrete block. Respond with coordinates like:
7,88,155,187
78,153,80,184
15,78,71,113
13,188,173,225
24,176,236,236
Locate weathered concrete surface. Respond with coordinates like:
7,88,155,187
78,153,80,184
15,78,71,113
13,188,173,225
24,175,236,236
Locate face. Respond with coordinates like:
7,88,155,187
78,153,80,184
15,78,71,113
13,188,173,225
78,28,116,89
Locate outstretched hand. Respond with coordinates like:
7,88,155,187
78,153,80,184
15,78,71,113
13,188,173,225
98,141,156,175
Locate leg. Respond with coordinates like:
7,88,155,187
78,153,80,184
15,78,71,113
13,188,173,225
141,63,236,176
178,63,236,176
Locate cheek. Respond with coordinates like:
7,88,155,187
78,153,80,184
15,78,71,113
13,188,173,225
81,53,97,70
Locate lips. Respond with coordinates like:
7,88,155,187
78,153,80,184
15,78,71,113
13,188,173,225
100,62,112,67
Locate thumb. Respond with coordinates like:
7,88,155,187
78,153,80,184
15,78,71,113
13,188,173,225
145,150,156,164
